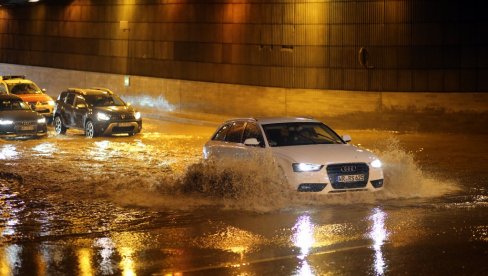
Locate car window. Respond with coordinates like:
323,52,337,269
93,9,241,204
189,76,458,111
85,94,125,106
8,82,42,95
0,83,7,95
225,121,246,143
65,93,76,106
0,99,31,111
212,123,231,141
74,95,86,105
243,122,265,147
262,122,344,147
58,91,68,102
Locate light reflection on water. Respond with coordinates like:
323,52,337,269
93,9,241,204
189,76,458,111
289,211,389,276
111,232,145,276
118,246,136,276
32,142,56,157
78,248,94,276
368,207,389,276
2,217,18,236
292,214,316,276
196,225,263,259
0,235,142,275
95,237,116,275
0,245,21,275
295,261,314,276
293,214,315,259
0,144,18,160
0,120,484,274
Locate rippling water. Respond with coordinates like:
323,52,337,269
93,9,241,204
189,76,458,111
0,121,464,215
1,119,487,275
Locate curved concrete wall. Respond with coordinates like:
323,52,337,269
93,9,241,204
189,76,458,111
2,63,487,132
1,0,487,92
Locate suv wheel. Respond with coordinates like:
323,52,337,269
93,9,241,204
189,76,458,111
85,120,98,138
54,116,66,135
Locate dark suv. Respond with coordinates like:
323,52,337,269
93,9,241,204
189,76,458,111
53,88,142,137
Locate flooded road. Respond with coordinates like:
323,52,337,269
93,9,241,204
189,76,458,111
1,118,487,275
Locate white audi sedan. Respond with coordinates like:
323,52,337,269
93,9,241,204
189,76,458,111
203,117,384,193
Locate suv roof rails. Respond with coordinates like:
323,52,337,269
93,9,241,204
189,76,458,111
0,75,26,81
68,88,97,96
90,87,114,94
67,87,113,95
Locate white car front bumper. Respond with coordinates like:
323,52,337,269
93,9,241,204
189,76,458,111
285,163,384,193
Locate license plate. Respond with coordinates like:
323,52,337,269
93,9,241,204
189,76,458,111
118,122,132,127
18,126,35,131
337,174,365,182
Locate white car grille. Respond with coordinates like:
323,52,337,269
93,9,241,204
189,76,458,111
326,163,369,189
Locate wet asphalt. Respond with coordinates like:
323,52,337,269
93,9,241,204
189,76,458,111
0,118,487,275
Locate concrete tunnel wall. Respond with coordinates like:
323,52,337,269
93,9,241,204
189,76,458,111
1,0,488,92
2,63,487,133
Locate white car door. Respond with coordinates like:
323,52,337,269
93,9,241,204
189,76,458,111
219,121,247,159
204,123,231,159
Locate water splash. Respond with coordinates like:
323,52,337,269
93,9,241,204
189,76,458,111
0,134,461,213
178,155,293,212
371,137,460,199
167,137,460,211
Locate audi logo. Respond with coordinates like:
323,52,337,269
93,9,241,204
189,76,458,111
340,165,357,173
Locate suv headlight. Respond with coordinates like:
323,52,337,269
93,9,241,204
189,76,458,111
134,111,141,120
37,117,46,124
97,112,111,121
370,159,382,168
0,119,14,125
292,163,324,172
47,100,55,106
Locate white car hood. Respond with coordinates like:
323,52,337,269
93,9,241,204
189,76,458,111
270,144,378,164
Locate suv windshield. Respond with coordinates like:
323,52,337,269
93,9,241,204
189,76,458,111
8,82,42,95
262,122,344,147
84,94,125,107
0,99,31,111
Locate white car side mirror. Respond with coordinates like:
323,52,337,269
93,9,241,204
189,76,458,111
342,134,352,143
244,138,260,146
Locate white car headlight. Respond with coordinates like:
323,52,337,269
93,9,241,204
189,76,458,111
37,117,46,124
47,100,55,106
0,119,14,125
97,112,111,121
134,111,141,120
293,163,324,172
371,159,382,168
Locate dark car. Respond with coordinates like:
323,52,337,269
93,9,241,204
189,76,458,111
0,94,48,139
53,88,142,138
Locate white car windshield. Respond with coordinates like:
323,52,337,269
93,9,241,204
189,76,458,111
262,122,344,147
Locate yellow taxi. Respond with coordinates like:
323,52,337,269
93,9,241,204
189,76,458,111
0,75,55,122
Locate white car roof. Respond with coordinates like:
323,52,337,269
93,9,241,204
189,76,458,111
256,117,322,125
222,117,322,125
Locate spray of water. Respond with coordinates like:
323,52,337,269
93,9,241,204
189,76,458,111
177,155,294,212
371,136,460,199
108,137,457,212
173,136,460,210
0,135,460,213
